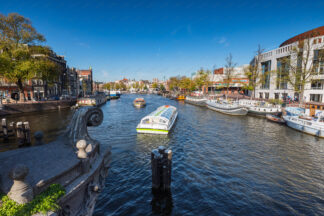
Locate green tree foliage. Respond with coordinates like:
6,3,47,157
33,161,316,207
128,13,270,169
0,13,45,45
152,82,158,89
194,68,211,92
0,13,59,100
103,82,111,90
168,76,180,91
224,53,237,96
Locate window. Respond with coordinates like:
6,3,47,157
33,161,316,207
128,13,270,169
275,93,279,99
259,92,263,99
311,80,323,89
319,38,322,43
265,92,269,99
261,61,271,89
277,57,289,89
314,50,324,75
310,94,323,102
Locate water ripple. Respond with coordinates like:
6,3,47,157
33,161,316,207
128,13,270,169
93,94,324,216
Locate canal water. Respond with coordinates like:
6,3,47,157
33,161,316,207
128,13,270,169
1,94,323,215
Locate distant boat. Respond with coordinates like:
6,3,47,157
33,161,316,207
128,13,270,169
177,95,186,100
206,100,248,116
283,114,324,138
185,96,207,107
110,90,120,99
266,114,285,124
133,98,146,108
77,93,107,107
136,105,178,134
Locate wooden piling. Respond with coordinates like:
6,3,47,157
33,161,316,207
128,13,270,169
23,122,31,144
2,118,8,141
151,146,172,191
16,122,25,146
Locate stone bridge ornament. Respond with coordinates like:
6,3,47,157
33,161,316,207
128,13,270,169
0,106,111,216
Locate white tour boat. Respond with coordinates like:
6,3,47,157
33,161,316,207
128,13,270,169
283,113,324,138
206,100,248,116
136,105,178,134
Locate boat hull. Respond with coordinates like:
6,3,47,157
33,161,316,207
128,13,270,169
207,102,248,116
185,99,206,107
136,128,169,134
133,102,146,108
266,114,285,124
248,109,281,117
283,116,324,138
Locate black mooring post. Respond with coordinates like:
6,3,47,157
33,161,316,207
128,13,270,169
2,118,8,141
151,146,172,191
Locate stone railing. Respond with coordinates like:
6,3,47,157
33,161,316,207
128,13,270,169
0,106,111,216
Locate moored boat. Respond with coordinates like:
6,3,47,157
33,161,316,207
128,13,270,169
206,100,248,116
177,95,186,100
136,105,178,134
133,98,146,108
266,114,285,124
239,99,282,117
77,93,107,107
185,96,207,107
247,106,282,117
110,90,120,99
283,113,324,138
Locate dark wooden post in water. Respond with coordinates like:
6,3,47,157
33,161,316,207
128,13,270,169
16,122,25,146
2,118,8,141
151,146,172,191
23,122,31,144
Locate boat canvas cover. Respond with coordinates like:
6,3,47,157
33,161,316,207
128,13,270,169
147,106,176,120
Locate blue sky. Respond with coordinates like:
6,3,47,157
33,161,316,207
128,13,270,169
1,0,324,81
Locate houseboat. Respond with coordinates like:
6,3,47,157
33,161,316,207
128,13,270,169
206,99,248,116
283,113,324,138
136,105,178,134
185,96,207,107
133,98,146,108
77,93,107,107
239,99,282,117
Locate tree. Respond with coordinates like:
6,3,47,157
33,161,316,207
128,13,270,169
115,83,121,90
120,82,126,90
279,34,324,103
168,76,180,91
0,13,45,46
194,68,211,93
152,82,158,89
179,76,191,92
103,83,111,90
159,83,166,91
244,45,264,98
224,53,237,97
0,13,57,101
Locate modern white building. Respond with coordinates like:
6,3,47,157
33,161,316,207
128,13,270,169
254,26,324,102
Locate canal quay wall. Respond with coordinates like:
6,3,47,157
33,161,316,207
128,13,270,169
0,106,111,216
0,100,76,116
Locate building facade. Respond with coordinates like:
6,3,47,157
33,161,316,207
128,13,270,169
77,67,93,96
208,65,249,94
254,26,324,102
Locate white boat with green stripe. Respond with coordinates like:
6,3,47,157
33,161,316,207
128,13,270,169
136,105,178,134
